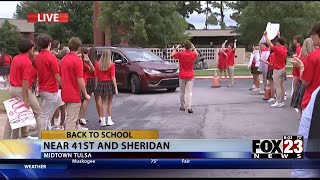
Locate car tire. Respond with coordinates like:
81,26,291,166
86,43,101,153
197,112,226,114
167,88,177,92
130,74,141,94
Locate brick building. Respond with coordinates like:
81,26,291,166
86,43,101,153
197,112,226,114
0,19,35,42
93,1,128,46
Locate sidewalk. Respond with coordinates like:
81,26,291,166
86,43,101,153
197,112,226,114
195,75,293,80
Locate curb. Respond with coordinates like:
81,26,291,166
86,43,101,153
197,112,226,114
195,75,294,80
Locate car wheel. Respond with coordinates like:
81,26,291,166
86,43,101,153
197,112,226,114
167,88,177,92
130,74,141,94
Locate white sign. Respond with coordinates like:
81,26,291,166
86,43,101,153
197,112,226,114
260,22,280,43
3,98,37,130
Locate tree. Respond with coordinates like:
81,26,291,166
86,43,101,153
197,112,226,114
227,1,250,26
237,1,314,46
176,1,202,29
98,1,189,47
0,20,22,55
204,1,213,29
208,1,229,29
14,1,93,44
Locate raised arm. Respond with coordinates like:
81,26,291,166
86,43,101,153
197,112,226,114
233,39,237,49
264,31,274,49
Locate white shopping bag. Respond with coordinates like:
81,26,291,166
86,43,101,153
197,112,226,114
3,98,37,130
260,22,280,43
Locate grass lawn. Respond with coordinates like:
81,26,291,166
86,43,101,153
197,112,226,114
195,66,293,76
0,90,10,112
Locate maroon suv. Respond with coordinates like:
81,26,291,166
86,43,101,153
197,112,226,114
96,47,179,94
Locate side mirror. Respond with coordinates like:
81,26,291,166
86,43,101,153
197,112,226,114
114,59,122,64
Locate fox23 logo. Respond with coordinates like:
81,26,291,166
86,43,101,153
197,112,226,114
252,136,304,154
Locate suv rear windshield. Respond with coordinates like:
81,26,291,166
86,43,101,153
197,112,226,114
123,50,163,62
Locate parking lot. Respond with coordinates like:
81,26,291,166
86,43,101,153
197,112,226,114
74,79,298,177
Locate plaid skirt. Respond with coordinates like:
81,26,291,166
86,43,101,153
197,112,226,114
95,81,116,96
290,80,305,110
86,78,96,95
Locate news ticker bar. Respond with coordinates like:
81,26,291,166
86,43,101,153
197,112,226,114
40,152,320,159
0,159,320,169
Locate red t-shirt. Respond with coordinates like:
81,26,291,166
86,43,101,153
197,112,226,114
9,53,32,87
301,49,320,110
268,52,275,71
0,54,12,66
94,62,115,81
29,65,37,89
85,61,96,79
35,49,59,93
172,50,197,80
272,45,287,70
218,50,227,63
59,52,84,103
292,45,302,77
83,64,91,85
225,49,235,66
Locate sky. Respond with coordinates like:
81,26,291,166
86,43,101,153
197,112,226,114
0,1,236,29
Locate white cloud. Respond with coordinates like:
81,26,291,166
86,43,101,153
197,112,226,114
0,1,19,18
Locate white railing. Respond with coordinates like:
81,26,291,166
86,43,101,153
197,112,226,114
146,48,215,64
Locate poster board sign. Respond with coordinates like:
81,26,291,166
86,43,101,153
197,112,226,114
260,22,280,43
3,98,37,130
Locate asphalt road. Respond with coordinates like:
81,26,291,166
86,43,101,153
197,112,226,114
72,79,299,178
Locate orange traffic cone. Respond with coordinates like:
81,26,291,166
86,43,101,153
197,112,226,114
263,80,271,100
211,69,221,88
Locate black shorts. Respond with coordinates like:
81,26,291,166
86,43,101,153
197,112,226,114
251,67,259,75
267,70,273,80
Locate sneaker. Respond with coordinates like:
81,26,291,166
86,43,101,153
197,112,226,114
270,102,279,107
79,119,87,125
259,90,265,95
180,107,185,111
188,109,193,113
284,95,287,101
55,125,64,130
277,102,285,108
22,136,38,140
268,98,276,104
76,124,88,130
253,88,260,92
100,119,107,127
107,119,115,126
271,102,285,108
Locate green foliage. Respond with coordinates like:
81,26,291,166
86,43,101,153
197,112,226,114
237,1,317,46
99,1,189,48
0,20,22,55
176,1,202,29
14,1,93,44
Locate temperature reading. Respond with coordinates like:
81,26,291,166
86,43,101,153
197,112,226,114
151,159,158,164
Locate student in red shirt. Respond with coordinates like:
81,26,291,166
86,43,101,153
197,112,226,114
78,47,95,127
0,48,12,66
292,25,320,111
95,49,118,126
264,31,288,108
172,40,198,113
59,37,90,130
35,34,62,130
290,38,314,113
225,39,237,87
0,48,12,88
9,38,43,139
292,35,304,93
217,41,228,80
261,49,276,102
